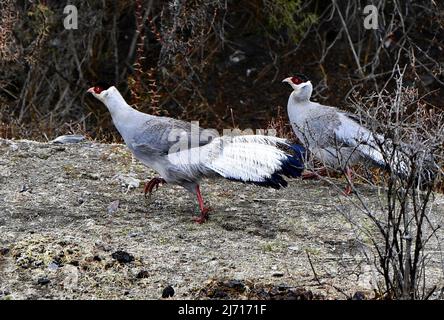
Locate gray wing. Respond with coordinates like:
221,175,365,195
300,108,385,167
302,107,377,149
303,106,435,180
300,109,343,148
341,112,367,126
130,116,211,156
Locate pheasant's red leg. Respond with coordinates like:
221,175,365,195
143,177,166,198
302,167,327,180
343,167,353,196
193,185,211,224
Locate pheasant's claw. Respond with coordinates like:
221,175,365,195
193,207,211,224
143,177,166,198
302,167,327,180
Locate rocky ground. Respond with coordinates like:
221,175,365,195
0,138,443,300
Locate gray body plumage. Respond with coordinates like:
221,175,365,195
285,80,436,184
288,97,383,170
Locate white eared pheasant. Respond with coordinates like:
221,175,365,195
283,74,436,194
88,85,304,223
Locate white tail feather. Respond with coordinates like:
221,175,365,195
167,135,290,182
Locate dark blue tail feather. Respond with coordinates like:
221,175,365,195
281,144,305,178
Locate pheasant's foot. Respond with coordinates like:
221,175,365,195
302,167,327,180
143,177,166,198
193,207,211,224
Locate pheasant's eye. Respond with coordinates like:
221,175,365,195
94,86,104,94
291,77,301,85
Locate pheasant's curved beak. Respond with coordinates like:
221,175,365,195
87,87,95,94
282,77,292,84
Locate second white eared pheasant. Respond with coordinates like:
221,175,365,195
283,74,436,194
88,85,304,223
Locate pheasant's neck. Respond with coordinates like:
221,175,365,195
287,95,314,129
105,98,139,139
290,91,310,104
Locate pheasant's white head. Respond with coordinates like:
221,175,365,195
87,84,115,103
282,74,312,102
87,84,130,117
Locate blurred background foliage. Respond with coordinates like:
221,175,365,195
0,0,443,141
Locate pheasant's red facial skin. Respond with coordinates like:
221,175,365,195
93,86,104,94
291,77,303,85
